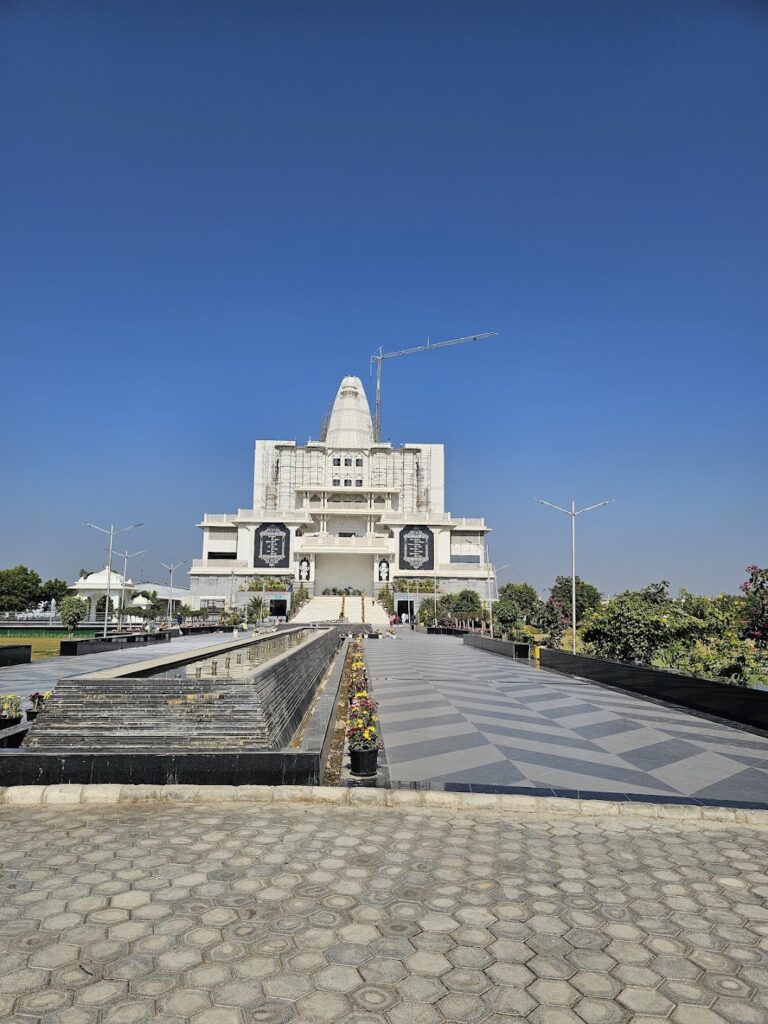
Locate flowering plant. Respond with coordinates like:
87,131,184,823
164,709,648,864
29,692,50,710
1,694,22,717
346,693,381,751
349,638,368,693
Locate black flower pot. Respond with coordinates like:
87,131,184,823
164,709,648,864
1,716,22,730
25,710,38,721
350,748,378,777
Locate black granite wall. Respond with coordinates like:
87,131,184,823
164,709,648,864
0,645,31,667
257,626,342,748
0,628,345,785
463,634,530,658
540,648,768,733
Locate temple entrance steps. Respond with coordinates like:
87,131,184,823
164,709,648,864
363,598,390,625
292,594,389,625
292,595,343,623
292,593,391,622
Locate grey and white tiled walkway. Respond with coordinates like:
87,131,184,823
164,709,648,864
365,632,768,803
0,633,236,705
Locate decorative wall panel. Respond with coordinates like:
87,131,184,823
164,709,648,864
398,525,434,571
254,523,290,569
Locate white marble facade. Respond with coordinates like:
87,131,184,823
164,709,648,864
189,376,493,611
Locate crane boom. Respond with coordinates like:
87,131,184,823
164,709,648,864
370,331,497,440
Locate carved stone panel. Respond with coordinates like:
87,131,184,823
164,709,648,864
398,526,434,571
253,523,290,569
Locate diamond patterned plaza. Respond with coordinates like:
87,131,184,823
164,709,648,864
364,633,768,802
2,800,768,1023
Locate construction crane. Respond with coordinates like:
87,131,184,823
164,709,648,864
370,331,498,440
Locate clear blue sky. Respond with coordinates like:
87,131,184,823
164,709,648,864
1,0,766,596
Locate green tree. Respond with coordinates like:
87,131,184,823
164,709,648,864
582,593,672,664
95,596,115,621
583,582,716,668
433,593,456,625
247,596,264,621
497,582,540,622
59,595,88,635
584,579,766,684
377,587,394,615
539,598,568,649
39,578,69,608
493,597,524,637
417,597,437,626
741,565,768,649
452,589,482,627
0,565,42,613
550,575,602,625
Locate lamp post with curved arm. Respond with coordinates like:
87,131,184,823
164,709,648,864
84,522,143,638
534,498,613,653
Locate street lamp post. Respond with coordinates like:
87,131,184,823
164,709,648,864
485,545,494,637
160,561,186,627
84,522,143,638
534,497,613,653
114,548,144,632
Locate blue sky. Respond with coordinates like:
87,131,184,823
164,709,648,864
1,0,766,596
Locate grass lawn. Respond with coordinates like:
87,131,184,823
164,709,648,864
561,628,584,652
0,635,64,660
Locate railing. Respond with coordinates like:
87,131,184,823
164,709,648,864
299,535,393,549
192,559,248,569
379,512,452,524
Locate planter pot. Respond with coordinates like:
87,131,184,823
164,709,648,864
25,710,39,721
1,716,22,730
350,747,379,777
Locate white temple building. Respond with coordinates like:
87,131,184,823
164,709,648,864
189,376,493,620
69,568,192,622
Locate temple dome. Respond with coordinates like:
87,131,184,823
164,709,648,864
324,376,374,449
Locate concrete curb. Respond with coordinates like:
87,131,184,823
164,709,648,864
0,783,766,825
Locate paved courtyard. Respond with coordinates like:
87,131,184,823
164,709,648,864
364,633,768,803
1,800,767,1023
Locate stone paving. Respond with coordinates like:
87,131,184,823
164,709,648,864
365,632,768,802
1,799,768,1023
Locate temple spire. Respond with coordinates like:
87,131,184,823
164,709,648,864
324,376,374,448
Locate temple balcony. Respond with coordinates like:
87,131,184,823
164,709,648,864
379,511,452,525
297,534,394,553
191,558,249,570
198,513,238,526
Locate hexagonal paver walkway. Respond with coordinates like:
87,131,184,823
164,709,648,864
1,800,767,1023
